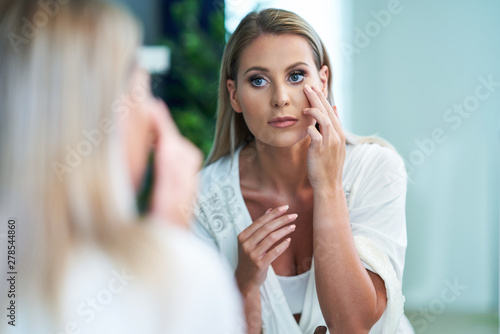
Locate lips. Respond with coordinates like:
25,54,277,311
268,116,298,128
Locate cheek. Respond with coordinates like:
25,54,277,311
305,72,323,86
124,105,152,189
238,96,268,138
238,89,265,118
290,84,311,109
297,75,324,106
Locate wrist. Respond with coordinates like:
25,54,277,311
238,282,260,298
235,272,259,297
313,182,344,197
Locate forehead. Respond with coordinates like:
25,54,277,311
238,34,315,73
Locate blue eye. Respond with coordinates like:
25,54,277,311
289,71,305,83
249,76,268,87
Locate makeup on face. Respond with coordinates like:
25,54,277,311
268,116,299,128
244,62,310,90
230,34,326,147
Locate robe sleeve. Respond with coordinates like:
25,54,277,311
347,145,408,333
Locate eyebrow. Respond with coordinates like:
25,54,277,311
243,62,310,75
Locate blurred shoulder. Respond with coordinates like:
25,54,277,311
151,223,234,280
149,224,244,333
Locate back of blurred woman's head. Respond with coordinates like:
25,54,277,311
0,0,165,323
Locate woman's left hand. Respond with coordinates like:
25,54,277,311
303,84,346,191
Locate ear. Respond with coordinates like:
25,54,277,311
227,79,242,113
319,65,329,98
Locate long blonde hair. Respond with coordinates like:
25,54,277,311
0,0,166,324
206,8,395,165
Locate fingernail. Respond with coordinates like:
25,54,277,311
278,204,289,212
288,213,298,220
266,208,272,213
290,224,296,231
304,84,313,93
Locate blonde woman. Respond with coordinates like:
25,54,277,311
0,0,244,333
193,8,414,334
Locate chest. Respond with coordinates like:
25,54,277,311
243,190,314,276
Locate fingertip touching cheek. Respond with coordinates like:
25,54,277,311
230,34,329,148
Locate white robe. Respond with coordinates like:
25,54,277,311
5,223,245,334
192,143,415,334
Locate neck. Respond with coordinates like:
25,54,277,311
250,137,311,194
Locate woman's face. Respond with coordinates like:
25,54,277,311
227,34,329,148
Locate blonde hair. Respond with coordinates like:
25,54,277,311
0,0,167,325
206,8,395,165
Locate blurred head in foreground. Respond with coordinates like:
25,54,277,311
0,0,202,330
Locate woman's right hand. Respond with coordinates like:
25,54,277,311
122,67,201,228
148,98,202,228
235,205,297,295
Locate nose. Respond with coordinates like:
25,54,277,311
271,83,290,108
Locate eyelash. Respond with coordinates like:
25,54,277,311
289,70,305,83
249,75,267,87
248,70,306,87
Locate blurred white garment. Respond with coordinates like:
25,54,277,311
6,224,245,334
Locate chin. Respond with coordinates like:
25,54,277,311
256,127,311,148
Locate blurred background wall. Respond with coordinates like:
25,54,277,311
111,0,499,332
347,1,500,332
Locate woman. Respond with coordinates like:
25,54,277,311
193,8,414,334
0,0,244,333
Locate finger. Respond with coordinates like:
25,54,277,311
311,85,343,136
328,105,343,137
245,213,298,249
330,106,342,129
253,224,296,258
261,238,292,266
238,204,289,241
156,99,180,137
149,100,179,149
312,86,333,117
303,107,332,141
304,84,327,114
307,125,322,148
181,138,203,171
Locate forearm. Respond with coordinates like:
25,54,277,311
240,287,262,334
313,185,381,332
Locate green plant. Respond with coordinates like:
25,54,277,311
137,0,225,213
161,0,226,157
